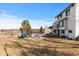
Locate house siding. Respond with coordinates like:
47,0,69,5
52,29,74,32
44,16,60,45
75,4,79,38
53,3,77,39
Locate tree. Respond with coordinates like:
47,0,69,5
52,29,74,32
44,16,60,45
40,26,43,33
21,20,32,36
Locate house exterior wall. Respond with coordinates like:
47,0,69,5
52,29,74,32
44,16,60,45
75,4,79,38
53,3,77,39
67,3,76,38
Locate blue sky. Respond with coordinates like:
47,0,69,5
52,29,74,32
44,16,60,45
0,3,71,29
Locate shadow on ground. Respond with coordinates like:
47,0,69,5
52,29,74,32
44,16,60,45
3,40,75,56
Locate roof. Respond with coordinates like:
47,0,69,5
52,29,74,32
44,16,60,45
55,3,75,18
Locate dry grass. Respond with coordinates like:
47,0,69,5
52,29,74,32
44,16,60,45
0,29,79,56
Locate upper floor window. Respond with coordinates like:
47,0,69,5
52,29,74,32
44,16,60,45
59,14,62,19
57,14,62,20
71,4,74,7
62,20,64,27
57,16,59,20
65,9,70,16
59,20,64,27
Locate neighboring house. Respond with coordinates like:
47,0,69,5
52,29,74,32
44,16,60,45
53,3,79,39
44,26,52,34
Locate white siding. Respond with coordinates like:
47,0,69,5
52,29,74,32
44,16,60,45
54,3,77,39
75,4,79,38
67,4,76,38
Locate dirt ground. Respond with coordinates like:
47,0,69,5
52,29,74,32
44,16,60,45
0,30,79,56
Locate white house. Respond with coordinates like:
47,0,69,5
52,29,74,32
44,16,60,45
44,26,52,34
53,3,79,39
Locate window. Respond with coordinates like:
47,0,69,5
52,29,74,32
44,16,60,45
65,9,70,16
71,4,74,7
57,16,59,20
57,23,60,27
59,14,62,19
68,30,72,33
57,14,62,20
59,20,64,27
62,20,64,27
61,30,65,34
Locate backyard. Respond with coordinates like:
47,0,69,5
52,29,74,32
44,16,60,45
0,30,79,56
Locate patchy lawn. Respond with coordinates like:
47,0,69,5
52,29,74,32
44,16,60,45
0,30,79,56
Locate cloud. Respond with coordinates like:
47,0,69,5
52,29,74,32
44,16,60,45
29,19,53,29
0,12,22,29
0,10,53,29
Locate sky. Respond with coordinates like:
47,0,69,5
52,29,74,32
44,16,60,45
0,3,71,29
